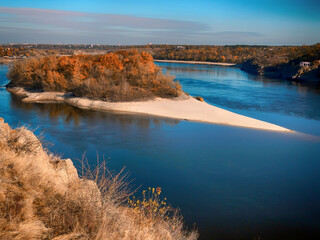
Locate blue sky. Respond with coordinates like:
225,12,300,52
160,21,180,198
0,0,319,45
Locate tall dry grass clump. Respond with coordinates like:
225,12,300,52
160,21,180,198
0,118,197,240
7,50,182,101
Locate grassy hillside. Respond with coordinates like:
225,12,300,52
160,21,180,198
0,118,197,240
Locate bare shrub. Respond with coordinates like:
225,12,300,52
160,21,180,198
1,127,42,156
77,155,133,204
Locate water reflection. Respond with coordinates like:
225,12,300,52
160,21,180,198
163,64,245,80
161,62,320,95
248,74,320,93
9,93,180,129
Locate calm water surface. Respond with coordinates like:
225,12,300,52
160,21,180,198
1,63,320,240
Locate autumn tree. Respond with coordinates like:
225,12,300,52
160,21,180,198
8,50,182,102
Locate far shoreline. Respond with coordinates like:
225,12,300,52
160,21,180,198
0,58,237,67
154,59,236,66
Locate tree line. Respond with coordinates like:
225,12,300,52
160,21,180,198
151,44,320,65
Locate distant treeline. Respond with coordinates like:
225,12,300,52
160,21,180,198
151,44,320,65
0,46,72,58
4,43,320,82
7,50,181,101
3,43,319,65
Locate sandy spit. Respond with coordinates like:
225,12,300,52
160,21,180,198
154,60,236,66
7,87,291,132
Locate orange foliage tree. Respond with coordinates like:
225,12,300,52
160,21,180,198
8,50,182,101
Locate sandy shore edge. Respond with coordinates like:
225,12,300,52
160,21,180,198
154,60,236,66
7,87,291,132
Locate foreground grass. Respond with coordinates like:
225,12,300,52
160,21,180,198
0,118,197,240
7,49,182,102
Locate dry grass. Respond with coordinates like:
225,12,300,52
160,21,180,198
0,118,198,240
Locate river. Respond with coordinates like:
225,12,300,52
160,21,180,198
1,63,320,240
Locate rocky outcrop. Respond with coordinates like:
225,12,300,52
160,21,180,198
241,59,264,75
241,59,320,84
264,63,300,79
296,66,320,83
0,118,84,194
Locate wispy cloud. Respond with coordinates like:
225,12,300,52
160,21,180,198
208,31,263,38
0,7,262,44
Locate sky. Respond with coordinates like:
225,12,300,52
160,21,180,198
0,0,319,45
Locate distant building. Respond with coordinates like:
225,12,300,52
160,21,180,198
300,61,310,67
176,46,185,50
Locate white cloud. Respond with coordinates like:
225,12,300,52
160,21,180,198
0,7,264,44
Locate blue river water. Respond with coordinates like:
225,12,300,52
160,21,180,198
1,63,320,240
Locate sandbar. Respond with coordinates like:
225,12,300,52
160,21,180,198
7,87,291,132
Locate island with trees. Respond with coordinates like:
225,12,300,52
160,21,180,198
7,49,182,101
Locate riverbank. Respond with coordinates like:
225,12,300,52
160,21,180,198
240,59,320,84
154,59,236,66
7,87,291,132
